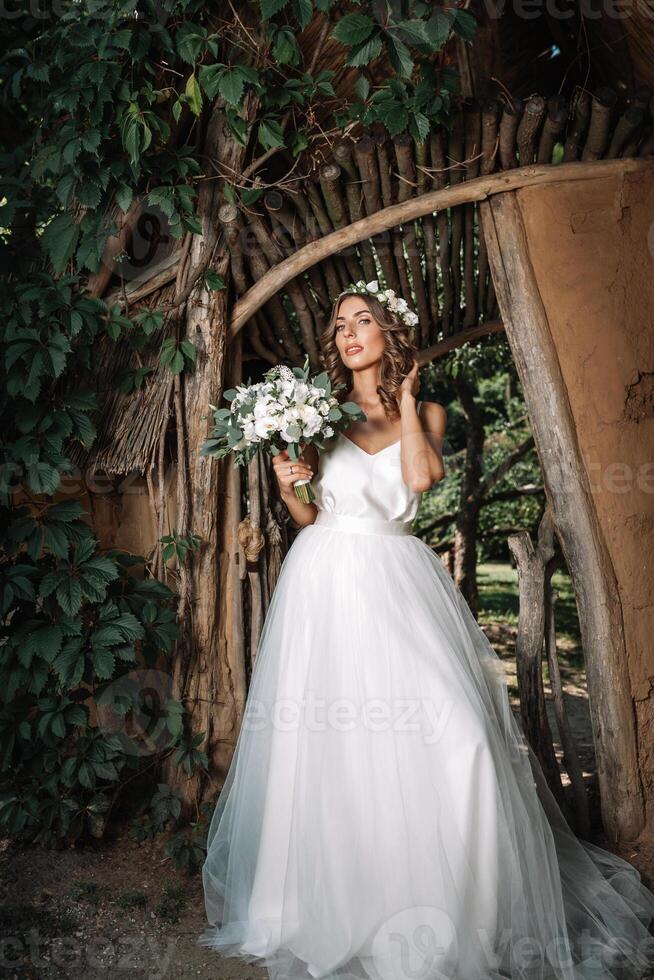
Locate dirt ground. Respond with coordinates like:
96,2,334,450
3,619,654,979
0,831,267,980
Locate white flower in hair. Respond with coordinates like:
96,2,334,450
341,280,419,330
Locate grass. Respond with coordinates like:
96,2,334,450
477,562,583,660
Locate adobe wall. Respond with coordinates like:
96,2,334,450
515,170,654,813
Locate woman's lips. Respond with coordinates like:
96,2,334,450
345,345,363,354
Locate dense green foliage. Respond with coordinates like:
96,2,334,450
1,0,475,851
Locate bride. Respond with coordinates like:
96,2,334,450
198,285,654,980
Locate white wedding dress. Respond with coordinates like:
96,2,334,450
198,404,654,980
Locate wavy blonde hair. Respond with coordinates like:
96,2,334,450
319,291,417,419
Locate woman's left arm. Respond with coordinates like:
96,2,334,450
398,361,447,493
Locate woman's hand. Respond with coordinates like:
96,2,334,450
272,448,314,499
399,359,420,403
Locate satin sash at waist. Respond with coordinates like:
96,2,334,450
312,510,414,537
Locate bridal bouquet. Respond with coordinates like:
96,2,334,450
201,355,366,503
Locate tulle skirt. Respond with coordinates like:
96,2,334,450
198,511,654,980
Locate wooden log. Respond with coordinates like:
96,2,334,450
478,100,501,316
372,125,414,307
393,132,430,346
417,137,439,327
286,188,332,308
228,157,654,338
499,98,523,170
354,136,401,292
544,556,592,839
305,178,351,292
333,139,378,283
581,86,617,161
608,106,645,158
247,314,278,365
221,201,293,363
319,163,364,283
220,203,249,296
448,112,465,334
295,184,341,309
517,95,546,165
264,191,330,309
480,98,501,175
255,204,322,369
463,102,481,328
227,204,303,363
430,129,454,335
563,90,590,162
537,96,567,164
508,508,567,809
480,188,646,842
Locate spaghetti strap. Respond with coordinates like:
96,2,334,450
417,399,424,415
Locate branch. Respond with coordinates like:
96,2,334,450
474,434,535,502
228,157,653,338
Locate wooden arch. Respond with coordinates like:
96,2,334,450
224,152,654,844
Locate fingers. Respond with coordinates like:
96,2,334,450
272,450,310,468
272,452,314,494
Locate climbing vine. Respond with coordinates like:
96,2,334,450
0,0,474,848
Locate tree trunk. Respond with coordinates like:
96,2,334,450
480,190,645,843
163,100,256,813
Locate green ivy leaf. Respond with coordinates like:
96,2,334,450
291,0,312,27
332,13,375,46
41,212,80,275
347,35,382,68
218,68,245,107
204,269,226,291
409,110,430,142
425,11,452,49
452,9,477,41
185,72,203,117
260,0,289,18
258,118,285,150
382,103,410,137
56,577,83,617
385,34,413,77
393,20,431,46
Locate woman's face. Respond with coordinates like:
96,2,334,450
334,295,386,372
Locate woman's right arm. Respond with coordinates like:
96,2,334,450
272,443,319,528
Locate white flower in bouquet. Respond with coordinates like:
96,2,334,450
201,355,367,504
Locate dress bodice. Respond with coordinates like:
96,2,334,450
312,404,423,525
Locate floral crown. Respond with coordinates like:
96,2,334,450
339,280,419,329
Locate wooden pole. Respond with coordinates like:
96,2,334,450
354,136,401,293
544,556,592,839
508,508,567,810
